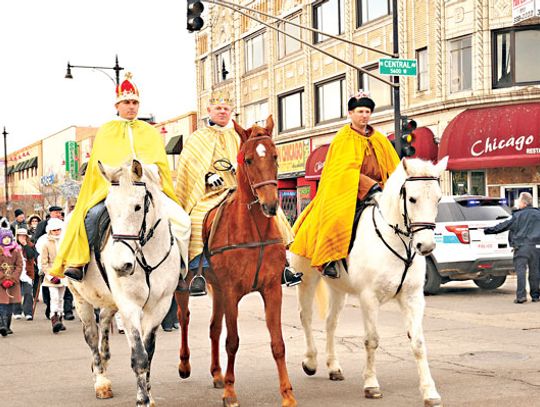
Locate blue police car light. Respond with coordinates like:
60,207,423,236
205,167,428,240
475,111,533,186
466,200,480,206
499,199,508,205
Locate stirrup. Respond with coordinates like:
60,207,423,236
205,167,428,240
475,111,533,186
322,262,340,279
282,266,303,287
189,275,207,297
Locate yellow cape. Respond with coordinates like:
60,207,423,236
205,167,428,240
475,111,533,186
50,119,179,277
290,124,400,267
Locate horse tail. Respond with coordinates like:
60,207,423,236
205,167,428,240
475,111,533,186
314,279,328,320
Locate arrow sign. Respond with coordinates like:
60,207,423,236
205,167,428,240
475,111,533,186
379,58,417,76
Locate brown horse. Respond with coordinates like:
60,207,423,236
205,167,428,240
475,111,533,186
175,115,297,407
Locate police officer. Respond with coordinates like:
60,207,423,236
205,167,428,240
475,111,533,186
484,192,540,303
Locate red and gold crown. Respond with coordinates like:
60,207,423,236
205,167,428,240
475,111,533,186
116,72,139,103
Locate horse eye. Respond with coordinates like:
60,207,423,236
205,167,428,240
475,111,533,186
134,204,142,212
273,155,278,161
409,197,417,204
245,158,253,165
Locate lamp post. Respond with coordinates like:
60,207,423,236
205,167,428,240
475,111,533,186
2,127,8,212
65,54,124,86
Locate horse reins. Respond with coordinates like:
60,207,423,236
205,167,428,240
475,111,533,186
372,175,440,296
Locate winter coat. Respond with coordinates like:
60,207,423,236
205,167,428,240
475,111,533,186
41,236,65,288
0,248,23,304
19,242,37,280
484,206,540,248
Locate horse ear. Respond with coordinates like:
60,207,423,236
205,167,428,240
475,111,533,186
98,161,122,183
233,120,249,143
131,159,143,181
435,156,448,175
265,115,274,136
97,160,110,181
401,158,409,174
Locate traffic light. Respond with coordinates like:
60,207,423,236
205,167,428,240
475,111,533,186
187,0,204,32
401,116,417,157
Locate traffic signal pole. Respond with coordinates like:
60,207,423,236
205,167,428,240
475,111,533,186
392,0,403,158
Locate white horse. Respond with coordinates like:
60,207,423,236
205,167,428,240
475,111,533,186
66,159,180,406
291,157,448,407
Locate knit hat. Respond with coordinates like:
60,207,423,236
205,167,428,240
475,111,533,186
14,208,24,217
15,227,28,236
347,90,375,113
116,72,139,103
0,229,18,256
46,218,64,233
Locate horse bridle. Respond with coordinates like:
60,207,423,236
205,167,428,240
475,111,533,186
372,175,440,296
109,181,174,277
238,136,278,208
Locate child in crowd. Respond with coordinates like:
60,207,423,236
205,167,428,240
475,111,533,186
12,228,38,320
40,218,66,333
0,229,23,336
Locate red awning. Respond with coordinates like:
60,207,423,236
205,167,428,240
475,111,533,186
388,127,438,162
305,144,329,181
438,103,540,170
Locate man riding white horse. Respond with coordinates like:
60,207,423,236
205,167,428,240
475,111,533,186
290,92,400,277
49,72,191,283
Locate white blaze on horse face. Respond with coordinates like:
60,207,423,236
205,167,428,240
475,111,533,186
256,143,267,157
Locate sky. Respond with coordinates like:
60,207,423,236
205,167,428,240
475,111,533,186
0,0,197,153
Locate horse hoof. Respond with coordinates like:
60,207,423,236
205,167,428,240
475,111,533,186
223,396,239,407
178,368,191,379
95,386,113,399
364,387,383,399
424,398,443,407
302,361,316,376
213,378,225,389
329,370,344,381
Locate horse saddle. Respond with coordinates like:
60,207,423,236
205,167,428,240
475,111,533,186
84,201,111,256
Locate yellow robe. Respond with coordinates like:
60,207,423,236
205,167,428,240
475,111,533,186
50,119,179,277
175,125,239,260
290,124,400,267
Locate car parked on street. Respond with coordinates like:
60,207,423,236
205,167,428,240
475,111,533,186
424,195,514,295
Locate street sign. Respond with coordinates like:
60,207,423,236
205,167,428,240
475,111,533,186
379,58,417,76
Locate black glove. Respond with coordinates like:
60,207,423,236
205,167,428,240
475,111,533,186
205,172,224,188
483,227,495,235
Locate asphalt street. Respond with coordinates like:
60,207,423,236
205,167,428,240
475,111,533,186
2,276,540,407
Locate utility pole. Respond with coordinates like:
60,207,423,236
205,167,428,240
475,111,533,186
392,0,402,157
2,127,8,211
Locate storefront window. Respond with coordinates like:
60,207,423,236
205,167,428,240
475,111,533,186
452,170,485,196
358,65,392,110
297,185,311,215
279,189,298,225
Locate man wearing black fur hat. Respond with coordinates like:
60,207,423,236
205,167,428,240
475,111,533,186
291,91,400,278
10,208,26,233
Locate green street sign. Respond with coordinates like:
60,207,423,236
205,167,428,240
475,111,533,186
379,58,417,76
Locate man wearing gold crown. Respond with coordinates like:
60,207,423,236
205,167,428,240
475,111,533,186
290,92,400,278
49,73,191,282
175,90,302,296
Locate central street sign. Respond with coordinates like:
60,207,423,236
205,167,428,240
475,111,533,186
379,58,417,76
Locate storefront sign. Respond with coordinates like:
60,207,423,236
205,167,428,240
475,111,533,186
513,0,536,24
471,134,535,157
40,173,56,186
65,140,79,180
276,139,310,175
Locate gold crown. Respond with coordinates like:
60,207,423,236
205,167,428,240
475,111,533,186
208,90,233,106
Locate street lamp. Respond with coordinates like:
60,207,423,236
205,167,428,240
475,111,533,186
64,54,124,86
2,127,8,212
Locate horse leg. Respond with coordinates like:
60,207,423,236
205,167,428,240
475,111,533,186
325,286,346,381
209,285,225,388
261,285,297,407
121,307,151,407
222,294,241,407
359,293,383,399
397,292,442,406
98,308,116,373
142,326,158,407
175,290,191,379
75,299,113,399
297,263,320,376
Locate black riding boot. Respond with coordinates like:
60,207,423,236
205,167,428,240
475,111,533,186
64,266,85,281
322,261,340,279
281,262,303,287
189,275,207,297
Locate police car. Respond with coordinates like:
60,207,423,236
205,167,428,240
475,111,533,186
424,195,514,295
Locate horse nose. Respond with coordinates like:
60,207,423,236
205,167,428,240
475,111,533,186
262,203,277,217
416,241,435,256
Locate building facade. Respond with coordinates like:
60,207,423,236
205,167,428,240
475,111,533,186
193,0,540,221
